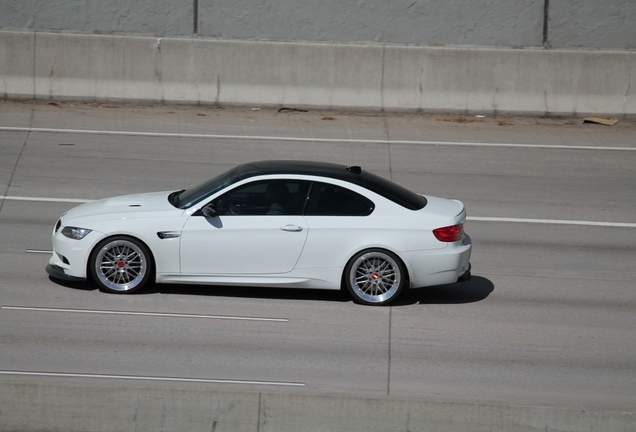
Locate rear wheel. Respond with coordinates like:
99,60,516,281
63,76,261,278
344,249,406,305
90,236,153,294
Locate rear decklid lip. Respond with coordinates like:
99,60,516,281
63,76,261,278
420,195,465,219
451,199,467,223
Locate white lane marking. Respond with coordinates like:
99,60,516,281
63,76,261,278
2,196,634,228
467,216,636,228
1,306,289,323
0,195,94,203
0,371,305,387
1,126,634,151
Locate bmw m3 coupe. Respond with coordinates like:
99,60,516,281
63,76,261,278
47,160,472,305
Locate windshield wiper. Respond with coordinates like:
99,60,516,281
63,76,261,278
168,189,185,208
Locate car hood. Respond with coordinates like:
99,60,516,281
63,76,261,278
61,191,178,223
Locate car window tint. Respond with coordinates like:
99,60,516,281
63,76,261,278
178,166,240,209
305,182,374,216
214,180,310,216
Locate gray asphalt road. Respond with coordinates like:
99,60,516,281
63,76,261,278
1,100,635,412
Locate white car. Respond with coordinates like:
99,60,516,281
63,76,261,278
47,161,472,305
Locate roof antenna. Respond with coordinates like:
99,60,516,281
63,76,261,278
347,166,362,174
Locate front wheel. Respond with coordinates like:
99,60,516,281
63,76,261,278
90,236,153,294
344,249,406,306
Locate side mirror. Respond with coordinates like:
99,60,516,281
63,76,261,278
201,203,217,218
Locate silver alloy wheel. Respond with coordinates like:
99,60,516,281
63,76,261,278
93,239,148,292
348,251,402,304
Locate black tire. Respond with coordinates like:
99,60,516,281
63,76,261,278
344,249,407,305
90,236,153,294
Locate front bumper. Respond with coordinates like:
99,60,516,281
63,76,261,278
48,224,103,280
46,264,87,282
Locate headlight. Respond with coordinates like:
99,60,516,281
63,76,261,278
61,226,92,240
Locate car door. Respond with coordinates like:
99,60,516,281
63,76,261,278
180,179,310,275
294,181,377,269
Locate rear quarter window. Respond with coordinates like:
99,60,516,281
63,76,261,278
305,182,374,216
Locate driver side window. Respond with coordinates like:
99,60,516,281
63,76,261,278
214,180,310,216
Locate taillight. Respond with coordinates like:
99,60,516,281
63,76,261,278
433,223,463,242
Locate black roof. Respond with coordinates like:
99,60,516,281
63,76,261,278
237,160,361,181
237,160,427,210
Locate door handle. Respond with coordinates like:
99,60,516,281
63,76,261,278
280,224,303,232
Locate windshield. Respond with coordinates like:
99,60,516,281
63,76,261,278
175,167,240,209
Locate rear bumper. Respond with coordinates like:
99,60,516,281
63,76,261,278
457,262,471,282
403,234,472,288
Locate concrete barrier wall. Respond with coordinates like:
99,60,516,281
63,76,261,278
0,0,194,36
196,0,545,47
1,1,634,115
1,0,635,49
0,31,34,99
549,1,636,49
2,31,635,116
2,380,635,432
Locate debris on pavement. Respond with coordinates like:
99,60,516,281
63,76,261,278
437,117,483,123
583,117,618,126
278,107,308,113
